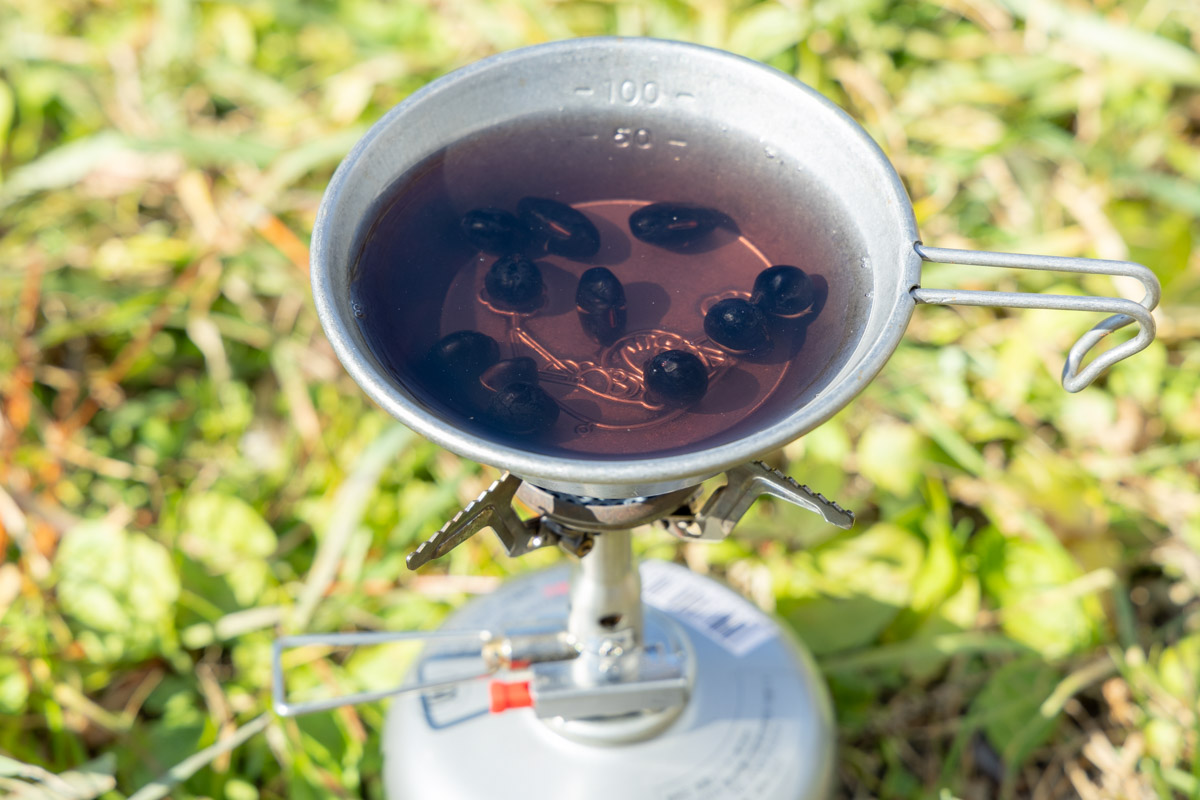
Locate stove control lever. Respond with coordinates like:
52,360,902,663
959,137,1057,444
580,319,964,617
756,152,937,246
271,628,579,717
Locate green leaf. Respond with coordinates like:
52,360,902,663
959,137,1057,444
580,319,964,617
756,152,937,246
881,489,964,643
857,422,925,496
799,418,852,465
55,520,180,664
780,523,925,654
1157,634,1200,704
344,640,424,692
1106,338,1168,408
181,493,278,606
782,593,904,656
901,575,983,680
812,523,926,602
0,78,13,179
1143,717,1185,768
727,4,809,62
225,779,260,800
130,713,206,791
1006,445,1108,533
0,657,28,715
1109,201,1194,297
909,525,961,616
971,659,1062,770
974,528,1102,658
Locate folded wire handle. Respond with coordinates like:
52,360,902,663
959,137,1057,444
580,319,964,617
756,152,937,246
912,244,1160,392
271,629,495,717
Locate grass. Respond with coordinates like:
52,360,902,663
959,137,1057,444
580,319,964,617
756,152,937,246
1,0,1198,798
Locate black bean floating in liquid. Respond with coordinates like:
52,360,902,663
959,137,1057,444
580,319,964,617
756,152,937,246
480,357,540,393
642,350,709,408
484,254,545,312
460,208,532,255
517,197,601,259
628,203,725,248
704,298,771,355
488,382,560,435
422,330,500,388
575,267,627,345
751,265,815,318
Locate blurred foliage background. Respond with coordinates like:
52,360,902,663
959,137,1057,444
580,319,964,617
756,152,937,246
1,0,1198,798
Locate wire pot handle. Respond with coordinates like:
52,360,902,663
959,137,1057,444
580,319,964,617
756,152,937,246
911,244,1160,393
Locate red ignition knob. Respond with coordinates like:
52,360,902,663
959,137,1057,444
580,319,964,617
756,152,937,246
489,680,533,713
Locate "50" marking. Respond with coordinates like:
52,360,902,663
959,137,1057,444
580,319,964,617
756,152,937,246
614,127,652,149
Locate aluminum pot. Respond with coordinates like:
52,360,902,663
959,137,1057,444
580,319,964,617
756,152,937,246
311,37,1160,499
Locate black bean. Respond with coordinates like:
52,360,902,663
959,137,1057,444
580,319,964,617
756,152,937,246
575,267,626,313
422,331,500,388
751,265,815,318
642,350,708,408
704,298,771,354
480,357,540,393
488,382,560,435
517,197,601,259
485,254,544,312
628,203,724,248
575,267,627,345
460,208,532,255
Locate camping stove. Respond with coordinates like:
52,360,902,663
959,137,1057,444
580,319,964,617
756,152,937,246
274,462,848,799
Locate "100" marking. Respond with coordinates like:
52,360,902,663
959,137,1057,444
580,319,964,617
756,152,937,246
605,79,660,105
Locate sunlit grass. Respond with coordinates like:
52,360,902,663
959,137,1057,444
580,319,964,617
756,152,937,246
1,0,1198,797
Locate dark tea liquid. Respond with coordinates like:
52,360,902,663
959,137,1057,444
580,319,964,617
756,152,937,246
351,117,869,459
